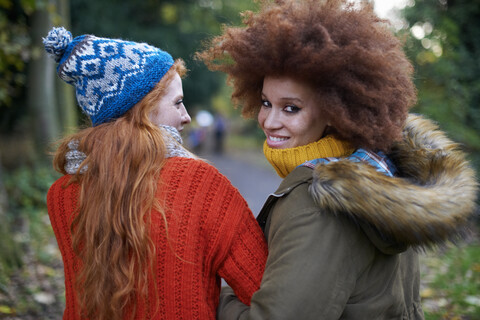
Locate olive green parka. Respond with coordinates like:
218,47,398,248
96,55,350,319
218,115,478,320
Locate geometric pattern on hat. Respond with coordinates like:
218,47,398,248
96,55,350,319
44,27,174,126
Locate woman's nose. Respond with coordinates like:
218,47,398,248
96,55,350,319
181,105,191,125
262,108,281,129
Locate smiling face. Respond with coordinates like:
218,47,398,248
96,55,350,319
149,72,191,132
258,76,329,149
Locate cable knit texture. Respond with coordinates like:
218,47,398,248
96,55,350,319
263,135,355,177
47,157,267,319
159,125,195,159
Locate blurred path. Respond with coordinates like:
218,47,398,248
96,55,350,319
203,151,282,217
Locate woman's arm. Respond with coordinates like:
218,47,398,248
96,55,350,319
217,204,268,305
203,164,267,306
218,202,375,320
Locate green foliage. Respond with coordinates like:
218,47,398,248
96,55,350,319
0,0,54,133
1,165,59,272
0,165,63,317
69,0,257,115
0,0,258,138
401,0,480,169
4,165,57,215
0,224,22,291
0,0,31,111
421,244,480,320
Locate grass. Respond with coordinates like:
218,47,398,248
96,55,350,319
420,242,480,320
0,165,65,319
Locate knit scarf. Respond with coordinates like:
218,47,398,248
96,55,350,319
263,135,355,178
64,125,194,175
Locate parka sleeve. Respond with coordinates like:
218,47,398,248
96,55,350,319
218,201,376,320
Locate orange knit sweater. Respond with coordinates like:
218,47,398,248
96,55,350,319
47,157,267,319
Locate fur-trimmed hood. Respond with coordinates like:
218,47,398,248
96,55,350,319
309,114,478,251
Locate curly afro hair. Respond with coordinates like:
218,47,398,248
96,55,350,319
197,0,417,151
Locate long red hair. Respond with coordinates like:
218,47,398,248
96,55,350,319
53,60,186,319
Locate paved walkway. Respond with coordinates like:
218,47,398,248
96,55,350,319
203,151,282,217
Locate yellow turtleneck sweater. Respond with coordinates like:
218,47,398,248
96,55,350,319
263,135,355,178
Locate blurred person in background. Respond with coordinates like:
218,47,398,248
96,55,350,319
198,0,478,319
44,27,267,319
213,113,227,154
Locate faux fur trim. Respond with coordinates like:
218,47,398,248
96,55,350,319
309,114,478,247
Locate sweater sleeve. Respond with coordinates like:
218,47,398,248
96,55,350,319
217,199,268,305
217,199,375,319
46,175,82,319
200,163,267,306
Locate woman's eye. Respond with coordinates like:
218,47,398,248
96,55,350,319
175,99,183,107
284,105,300,113
261,99,271,107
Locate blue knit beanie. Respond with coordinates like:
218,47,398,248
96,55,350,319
43,27,174,126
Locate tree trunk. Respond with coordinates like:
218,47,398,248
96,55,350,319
55,0,78,133
0,150,7,222
27,8,60,162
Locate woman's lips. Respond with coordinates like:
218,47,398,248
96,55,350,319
266,135,289,148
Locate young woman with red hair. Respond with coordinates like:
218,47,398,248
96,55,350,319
44,27,267,319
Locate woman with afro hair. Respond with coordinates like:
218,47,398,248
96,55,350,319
198,0,478,319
